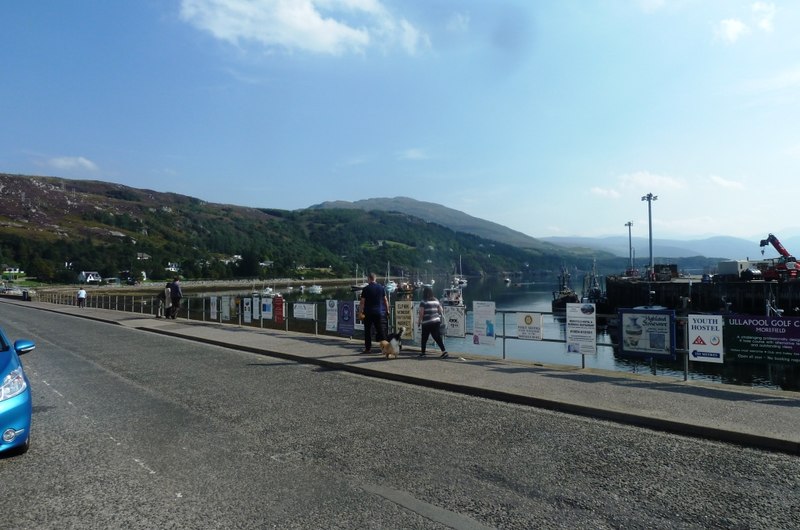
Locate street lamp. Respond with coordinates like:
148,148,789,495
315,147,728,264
624,221,633,272
641,193,658,279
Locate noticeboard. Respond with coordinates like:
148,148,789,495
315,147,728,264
617,308,676,361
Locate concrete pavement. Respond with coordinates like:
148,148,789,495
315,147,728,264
8,298,800,455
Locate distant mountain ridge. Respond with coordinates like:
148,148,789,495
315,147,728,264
539,235,794,261
309,197,569,255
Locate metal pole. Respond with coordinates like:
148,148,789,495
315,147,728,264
625,221,633,271
641,193,658,278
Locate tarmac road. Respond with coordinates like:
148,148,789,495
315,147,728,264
1,304,799,529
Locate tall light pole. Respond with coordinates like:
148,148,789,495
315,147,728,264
625,221,633,272
641,193,657,278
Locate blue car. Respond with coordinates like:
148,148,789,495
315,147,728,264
0,326,35,456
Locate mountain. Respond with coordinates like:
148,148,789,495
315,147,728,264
0,173,596,282
309,197,567,254
540,235,770,261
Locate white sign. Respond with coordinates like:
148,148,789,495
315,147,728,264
293,303,316,320
252,296,260,320
517,312,543,341
243,297,252,323
394,301,414,339
210,296,218,320
688,314,724,364
222,295,231,321
443,305,466,338
472,301,496,346
326,300,338,332
566,303,597,355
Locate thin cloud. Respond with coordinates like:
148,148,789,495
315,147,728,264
618,171,687,191
446,12,470,33
637,0,666,13
179,0,428,56
715,18,751,43
590,187,620,199
47,156,98,172
708,175,745,190
398,148,428,160
753,2,776,32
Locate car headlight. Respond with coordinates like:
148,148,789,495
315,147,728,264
0,368,27,401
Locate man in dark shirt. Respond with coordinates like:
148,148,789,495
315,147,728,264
359,272,390,353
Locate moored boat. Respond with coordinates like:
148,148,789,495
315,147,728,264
552,266,579,313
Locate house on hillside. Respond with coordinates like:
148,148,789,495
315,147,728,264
78,271,102,284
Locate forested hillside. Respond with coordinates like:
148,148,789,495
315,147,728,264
0,173,615,282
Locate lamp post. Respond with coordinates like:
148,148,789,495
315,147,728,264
624,221,633,273
641,193,657,279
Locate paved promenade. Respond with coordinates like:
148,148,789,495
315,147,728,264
9,299,800,454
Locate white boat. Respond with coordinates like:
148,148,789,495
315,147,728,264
453,256,467,286
441,284,464,307
307,284,322,294
351,264,367,291
384,261,397,293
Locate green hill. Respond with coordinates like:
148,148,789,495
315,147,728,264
0,173,614,283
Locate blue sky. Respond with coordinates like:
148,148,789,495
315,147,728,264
2,1,799,241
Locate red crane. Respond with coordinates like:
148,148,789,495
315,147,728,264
759,233,798,281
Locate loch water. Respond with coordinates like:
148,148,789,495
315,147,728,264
274,276,799,391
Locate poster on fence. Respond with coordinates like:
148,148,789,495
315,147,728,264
243,297,252,324
261,297,273,320
394,301,414,339
252,296,260,320
338,300,355,336
210,296,218,320
443,305,466,338
566,303,596,355
326,300,338,332
293,303,316,320
517,312,543,341
618,308,675,360
274,296,285,324
472,301,496,346
723,315,800,365
688,314,724,364
222,296,231,321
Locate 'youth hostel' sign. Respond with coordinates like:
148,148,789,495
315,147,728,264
687,315,724,364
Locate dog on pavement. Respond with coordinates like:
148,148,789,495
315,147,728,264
379,326,406,359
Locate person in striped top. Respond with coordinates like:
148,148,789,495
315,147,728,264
418,286,448,358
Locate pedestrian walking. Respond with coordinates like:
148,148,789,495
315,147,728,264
77,287,87,308
168,277,183,319
155,285,167,318
418,286,447,358
358,272,390,353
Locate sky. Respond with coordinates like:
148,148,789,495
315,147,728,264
2,1,800,242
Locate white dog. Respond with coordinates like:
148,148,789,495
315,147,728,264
379,326,406,359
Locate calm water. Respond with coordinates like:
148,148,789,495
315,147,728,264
258,275,799,391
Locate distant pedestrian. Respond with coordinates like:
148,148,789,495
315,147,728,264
162,282,173,318
418,286,447,358
168,277,183,319
155,285,167,318
77,287,87,308
359,272,390,353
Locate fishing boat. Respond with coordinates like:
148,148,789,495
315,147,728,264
552,266,579,313
441,283,464,307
